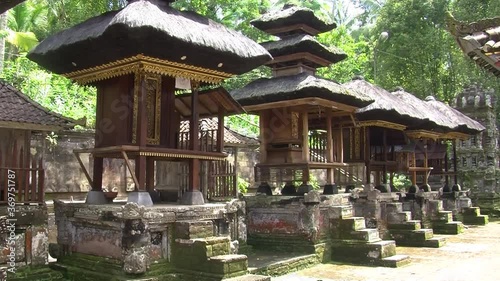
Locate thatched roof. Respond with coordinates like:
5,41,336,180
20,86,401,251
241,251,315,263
175,87,244,119
424,96,485,134
0,80,79,131
179,118,258,147
251,5,335,36
344,77,428,126
446,13,500,77
0,0,25,14
261,34,347,66
230,72,373,108
28,0,271,76
391,87,450,131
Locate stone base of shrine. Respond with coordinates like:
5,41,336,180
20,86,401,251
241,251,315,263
471,192,500,217
49,199,253,280
0,204,49,276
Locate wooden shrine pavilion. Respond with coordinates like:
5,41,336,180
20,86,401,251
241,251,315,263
231,5,373,195
27,0,271,205
0,80,78,204
446,13,500,77
343,77,485,191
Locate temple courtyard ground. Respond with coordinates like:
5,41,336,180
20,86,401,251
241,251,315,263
272,219,500,281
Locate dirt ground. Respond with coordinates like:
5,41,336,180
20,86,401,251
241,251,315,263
273,220,500,281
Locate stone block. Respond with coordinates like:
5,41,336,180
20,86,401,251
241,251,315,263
462,207,480,216
462,215,489,225
174,221,214,239
331,240,398,266
434,211,453,222
342,229,380,242
432,221,464,235
329,205,353,219
387,220,421,231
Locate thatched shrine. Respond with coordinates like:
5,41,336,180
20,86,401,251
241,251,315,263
446,13,500,77
231,4,373,196
28,0,271,206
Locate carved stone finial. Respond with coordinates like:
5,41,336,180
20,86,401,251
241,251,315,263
122,202,145,219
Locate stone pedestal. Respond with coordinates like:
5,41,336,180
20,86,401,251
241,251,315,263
127,191,154,207
180,191,205,205
85,190,107,205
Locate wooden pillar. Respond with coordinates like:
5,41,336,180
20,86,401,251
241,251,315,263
339,124,344,163
452,139,458,184
234,147,239,196
135,75,148,191
259,111,268,163
189,82,200,192
382,128,387,184
301,111,309,184
146,158,155,191
423,140,429,185
326,113,334,184
160,76,176,148
92,158,103,191
365,127,371,184
444,141,449,186
217,111,225,152
301,111,309,161
411,151,417,185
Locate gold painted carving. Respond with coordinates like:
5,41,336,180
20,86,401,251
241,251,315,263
358,120,406,131
132,72,140,144
139,152,224,161
405,130,442,140
64,54,233,85
291,112,299,138
145,74,161,145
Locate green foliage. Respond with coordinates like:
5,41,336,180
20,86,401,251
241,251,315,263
391,173,411,191
371,0,500,101
317,25,372,83
1,55,97,127
237,176,250,194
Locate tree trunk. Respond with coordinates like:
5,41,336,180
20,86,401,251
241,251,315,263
0,12,7,73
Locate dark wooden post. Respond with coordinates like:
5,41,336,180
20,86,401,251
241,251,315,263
453,139,458,184
135,75,148,191
444,140,449,186
326,112,334,184
365,127,371,184
382,128,387,184
181,81,205,205
161,76,176,148
217,110,225,152
301,111,310,184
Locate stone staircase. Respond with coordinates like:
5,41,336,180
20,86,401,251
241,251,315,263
385,202,446,248
428,200,464,235
330,205,410,267
173,220,270,281
461,207,489,225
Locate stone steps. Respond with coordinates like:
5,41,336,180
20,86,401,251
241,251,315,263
462,207,489,226
224,274,271,281
432,221,465,235
386,202,447,248
248,253,318,277
331,240,410,267
330,208,410,267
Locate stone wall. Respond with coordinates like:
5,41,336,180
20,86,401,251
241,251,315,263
455,84,500,215
51,200,246,279
0,205,49,272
